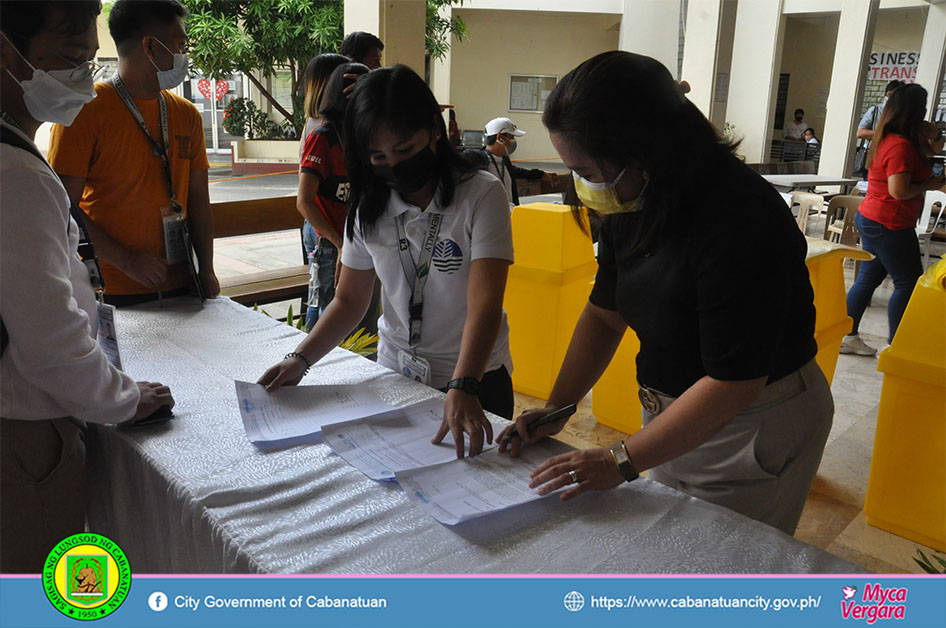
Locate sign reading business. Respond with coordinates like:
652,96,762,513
868,51,918,82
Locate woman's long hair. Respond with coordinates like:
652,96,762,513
319,62,369,129
543,51,740,257
302,53,348,121
344,65,477,239
866,83,929,169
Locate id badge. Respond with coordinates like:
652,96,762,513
162,209,188,265
96,302,123,370
397,350,431,386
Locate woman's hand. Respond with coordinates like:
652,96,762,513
433,389,493,458
529,447,623,500
257,356,308,391
497,405,570,457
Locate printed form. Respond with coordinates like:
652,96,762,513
396,439,575,525
322,398,500,480
235,380,392,447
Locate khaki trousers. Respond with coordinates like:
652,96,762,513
642,359,833,536
0,417,86,573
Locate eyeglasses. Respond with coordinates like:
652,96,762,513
58,56,106,81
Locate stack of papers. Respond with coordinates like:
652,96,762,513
234,382,577,525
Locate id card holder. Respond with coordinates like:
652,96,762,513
398,350,431,386
96,302,123,370
161,205,188,265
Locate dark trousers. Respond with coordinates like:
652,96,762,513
846,213,922,343
0,417,86,573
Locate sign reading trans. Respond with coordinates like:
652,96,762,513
868,51,918,82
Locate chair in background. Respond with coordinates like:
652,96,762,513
824,195,864,246
791,192,824,235
918,190,946,268
460,129,485,149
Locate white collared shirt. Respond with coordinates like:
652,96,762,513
342,169,514,388
0,121,139,422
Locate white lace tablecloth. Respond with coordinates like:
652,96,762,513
87,297,860,574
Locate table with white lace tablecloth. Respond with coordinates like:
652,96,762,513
87,297,861,574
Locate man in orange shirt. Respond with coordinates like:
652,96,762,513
49,0,218,305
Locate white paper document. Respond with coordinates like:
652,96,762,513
322,398,498,480
396,439,575,525
235,380,392,447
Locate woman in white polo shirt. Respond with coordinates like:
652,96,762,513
258,65,514,459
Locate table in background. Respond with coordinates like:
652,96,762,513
763,174,858,192
87,297,861,574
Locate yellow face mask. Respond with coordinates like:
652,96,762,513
572,168,647,214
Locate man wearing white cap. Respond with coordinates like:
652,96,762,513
483,116,548,208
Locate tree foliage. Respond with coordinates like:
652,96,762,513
182,0,468,138
183,0,343,136
426,0,468,63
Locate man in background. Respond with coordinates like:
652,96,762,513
49,0,218,306
483,116,554,208
340,31,383,69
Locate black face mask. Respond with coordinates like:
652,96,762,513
373,146,438,195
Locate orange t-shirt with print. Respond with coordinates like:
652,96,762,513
48,82,210,295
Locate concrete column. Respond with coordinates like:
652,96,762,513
726,0,785,163
819,0,879,177
619,0,681,77
343,0,426,77
915,2,946,120
681,0,724,118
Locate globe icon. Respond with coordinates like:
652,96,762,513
563,590,585,612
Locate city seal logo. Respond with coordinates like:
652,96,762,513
43,533,131,620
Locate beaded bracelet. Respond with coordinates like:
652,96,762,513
284,352,312,376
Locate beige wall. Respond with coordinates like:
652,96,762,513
872,6,926,52
779,15,839,139
450,9,620,160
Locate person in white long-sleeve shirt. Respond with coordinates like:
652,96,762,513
0,0,174,573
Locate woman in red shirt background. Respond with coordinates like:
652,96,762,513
842,83,946,356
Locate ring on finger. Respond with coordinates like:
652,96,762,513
568,469,580,484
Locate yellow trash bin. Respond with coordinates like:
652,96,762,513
505,203,596,399
805,238,873,385
591,238,873,434
865,258,946,551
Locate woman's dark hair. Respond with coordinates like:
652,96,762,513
543,50,739,256
319,62,369,128
302,53,348,120
344,65,476,239
866,82,928,169
0,1,100,52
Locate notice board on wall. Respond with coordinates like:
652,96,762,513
509,75,558,113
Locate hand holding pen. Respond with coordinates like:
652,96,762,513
497,403,578,457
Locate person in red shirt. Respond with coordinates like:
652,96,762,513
842,83,946,355
297,62,368,330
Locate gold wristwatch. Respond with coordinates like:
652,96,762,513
610,441,640,482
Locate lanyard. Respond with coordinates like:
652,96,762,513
111,77,181,213
395,211,443,350
486,150,505,184
0,122,106,298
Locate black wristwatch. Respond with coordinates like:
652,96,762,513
446,377,480,396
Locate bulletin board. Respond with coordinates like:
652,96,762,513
509,75,558,113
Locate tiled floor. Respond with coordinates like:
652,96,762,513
212,193,945,574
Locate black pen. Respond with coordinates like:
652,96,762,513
501,403,578,445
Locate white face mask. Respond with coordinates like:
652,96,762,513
3,34,96,126
149,38,188,90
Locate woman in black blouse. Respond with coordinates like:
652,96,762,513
498,51,833,535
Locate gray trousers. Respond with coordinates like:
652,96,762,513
642,359,833,536
0,417,86,573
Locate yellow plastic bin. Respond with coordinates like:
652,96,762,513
504,203,596,399
865,258,946,551
591,238,873,434
805,238,873,385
